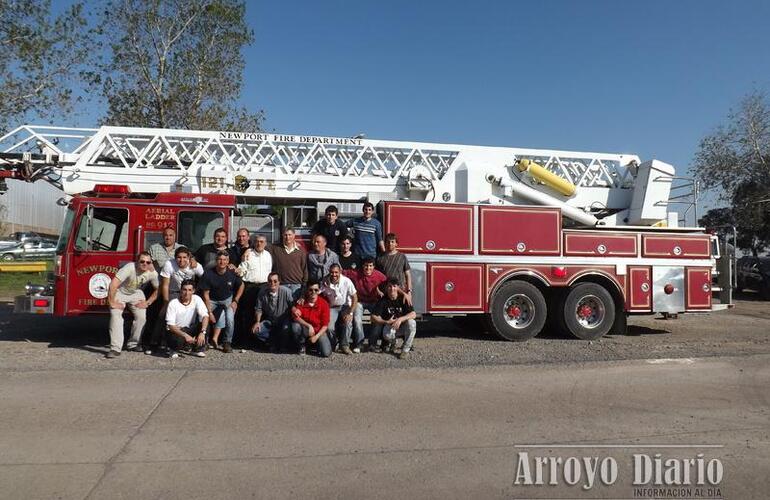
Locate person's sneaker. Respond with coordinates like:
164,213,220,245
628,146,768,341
105,350,121,359
398,349,410,360
168,351,179,359
128,345,144,353
222,342,233,353
352,347,361,354
386,340,396,353
209,339,219,350
372,345,382,353
144,347,153,355
341,346,352,355
192,351,206,358
298,345,306,356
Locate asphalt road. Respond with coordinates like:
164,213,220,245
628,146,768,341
1,295,770,371
0,296,768,499
0,355,768,499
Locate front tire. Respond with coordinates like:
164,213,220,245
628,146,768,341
1,253,14,261
561,282,615,340
489,281,547,342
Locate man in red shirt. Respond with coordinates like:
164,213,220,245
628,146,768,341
351,257,387,349
290,279,332,357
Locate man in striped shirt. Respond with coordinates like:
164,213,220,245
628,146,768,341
348,202,385,260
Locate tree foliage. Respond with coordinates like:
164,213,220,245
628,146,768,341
98,0,263,131
0,0,90,133
692,91,770,254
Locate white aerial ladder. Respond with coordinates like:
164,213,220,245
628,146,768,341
0,124,679,227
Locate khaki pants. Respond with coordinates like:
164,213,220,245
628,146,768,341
109,290,147,352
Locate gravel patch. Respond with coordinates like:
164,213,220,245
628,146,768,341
0,296,768,372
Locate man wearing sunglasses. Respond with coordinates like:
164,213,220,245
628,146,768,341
252,272,293,352
106,252,160,358
290,280,332,357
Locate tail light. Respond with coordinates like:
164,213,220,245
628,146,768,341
33,299,49,307
551,266,568,278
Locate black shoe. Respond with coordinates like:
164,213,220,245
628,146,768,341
298,345,306,356
222,342,233,353
128,345,144,353
105,350,121,359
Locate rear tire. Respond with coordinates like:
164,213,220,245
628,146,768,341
1,253,14,261
561,282,615,340
489,281,547,342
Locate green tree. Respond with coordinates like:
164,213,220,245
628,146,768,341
98,0,263,131
0,0,89,134
691,91,770,254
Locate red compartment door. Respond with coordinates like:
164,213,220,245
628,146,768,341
427,263,484,312
479,206,561,255
642,235,710,258
627,266,652,311
564,231,638,257
384,202,474,254
686,267,712,310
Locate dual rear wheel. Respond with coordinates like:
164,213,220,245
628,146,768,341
488,280,616,341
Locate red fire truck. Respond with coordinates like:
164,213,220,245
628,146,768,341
0,125,730,341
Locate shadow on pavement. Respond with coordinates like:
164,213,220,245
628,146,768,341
0,303,107,351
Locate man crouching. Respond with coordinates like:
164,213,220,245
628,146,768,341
370,279,417,359
290,280,332,357
165,280,210,358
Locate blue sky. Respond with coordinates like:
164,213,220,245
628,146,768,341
243,0,770,212
47,0,770,214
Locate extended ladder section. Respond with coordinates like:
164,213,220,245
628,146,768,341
0,125,675,226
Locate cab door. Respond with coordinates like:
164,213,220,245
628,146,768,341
66,203,133,314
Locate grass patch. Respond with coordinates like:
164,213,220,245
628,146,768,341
0,261,53,297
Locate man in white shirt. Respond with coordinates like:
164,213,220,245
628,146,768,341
165,280,210,358
321,263,360,354
236,234,272,346
106,252,159,358
161,247,204,301
141,246,205,354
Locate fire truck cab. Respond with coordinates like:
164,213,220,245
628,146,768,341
28,190,236,316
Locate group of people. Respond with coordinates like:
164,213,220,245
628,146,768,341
105,203,418,360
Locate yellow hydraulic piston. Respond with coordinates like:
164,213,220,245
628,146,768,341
516,159,576,197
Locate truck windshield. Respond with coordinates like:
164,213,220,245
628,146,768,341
56,208,76,254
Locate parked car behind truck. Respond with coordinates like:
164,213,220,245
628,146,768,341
0,240,57,261
736,256,770,299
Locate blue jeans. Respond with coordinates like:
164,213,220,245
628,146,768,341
284,283,303,300
328,305,361,348
291,321,332,357
353,302,376,348
211,297,235,343
255,318,290,346
371,319,417,351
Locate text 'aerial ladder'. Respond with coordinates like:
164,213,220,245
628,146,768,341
0,125,679,227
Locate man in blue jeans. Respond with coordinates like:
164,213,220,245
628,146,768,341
321,264,360,354
200,250,244,353
348,202,385,260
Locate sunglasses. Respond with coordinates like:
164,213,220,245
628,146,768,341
139,260,152,264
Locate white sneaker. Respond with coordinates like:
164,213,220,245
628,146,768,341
144,349,152,355
193,351,206,358
352,347,361,354
169,351,179,359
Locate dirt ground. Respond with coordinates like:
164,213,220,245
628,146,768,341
0,292,768,372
